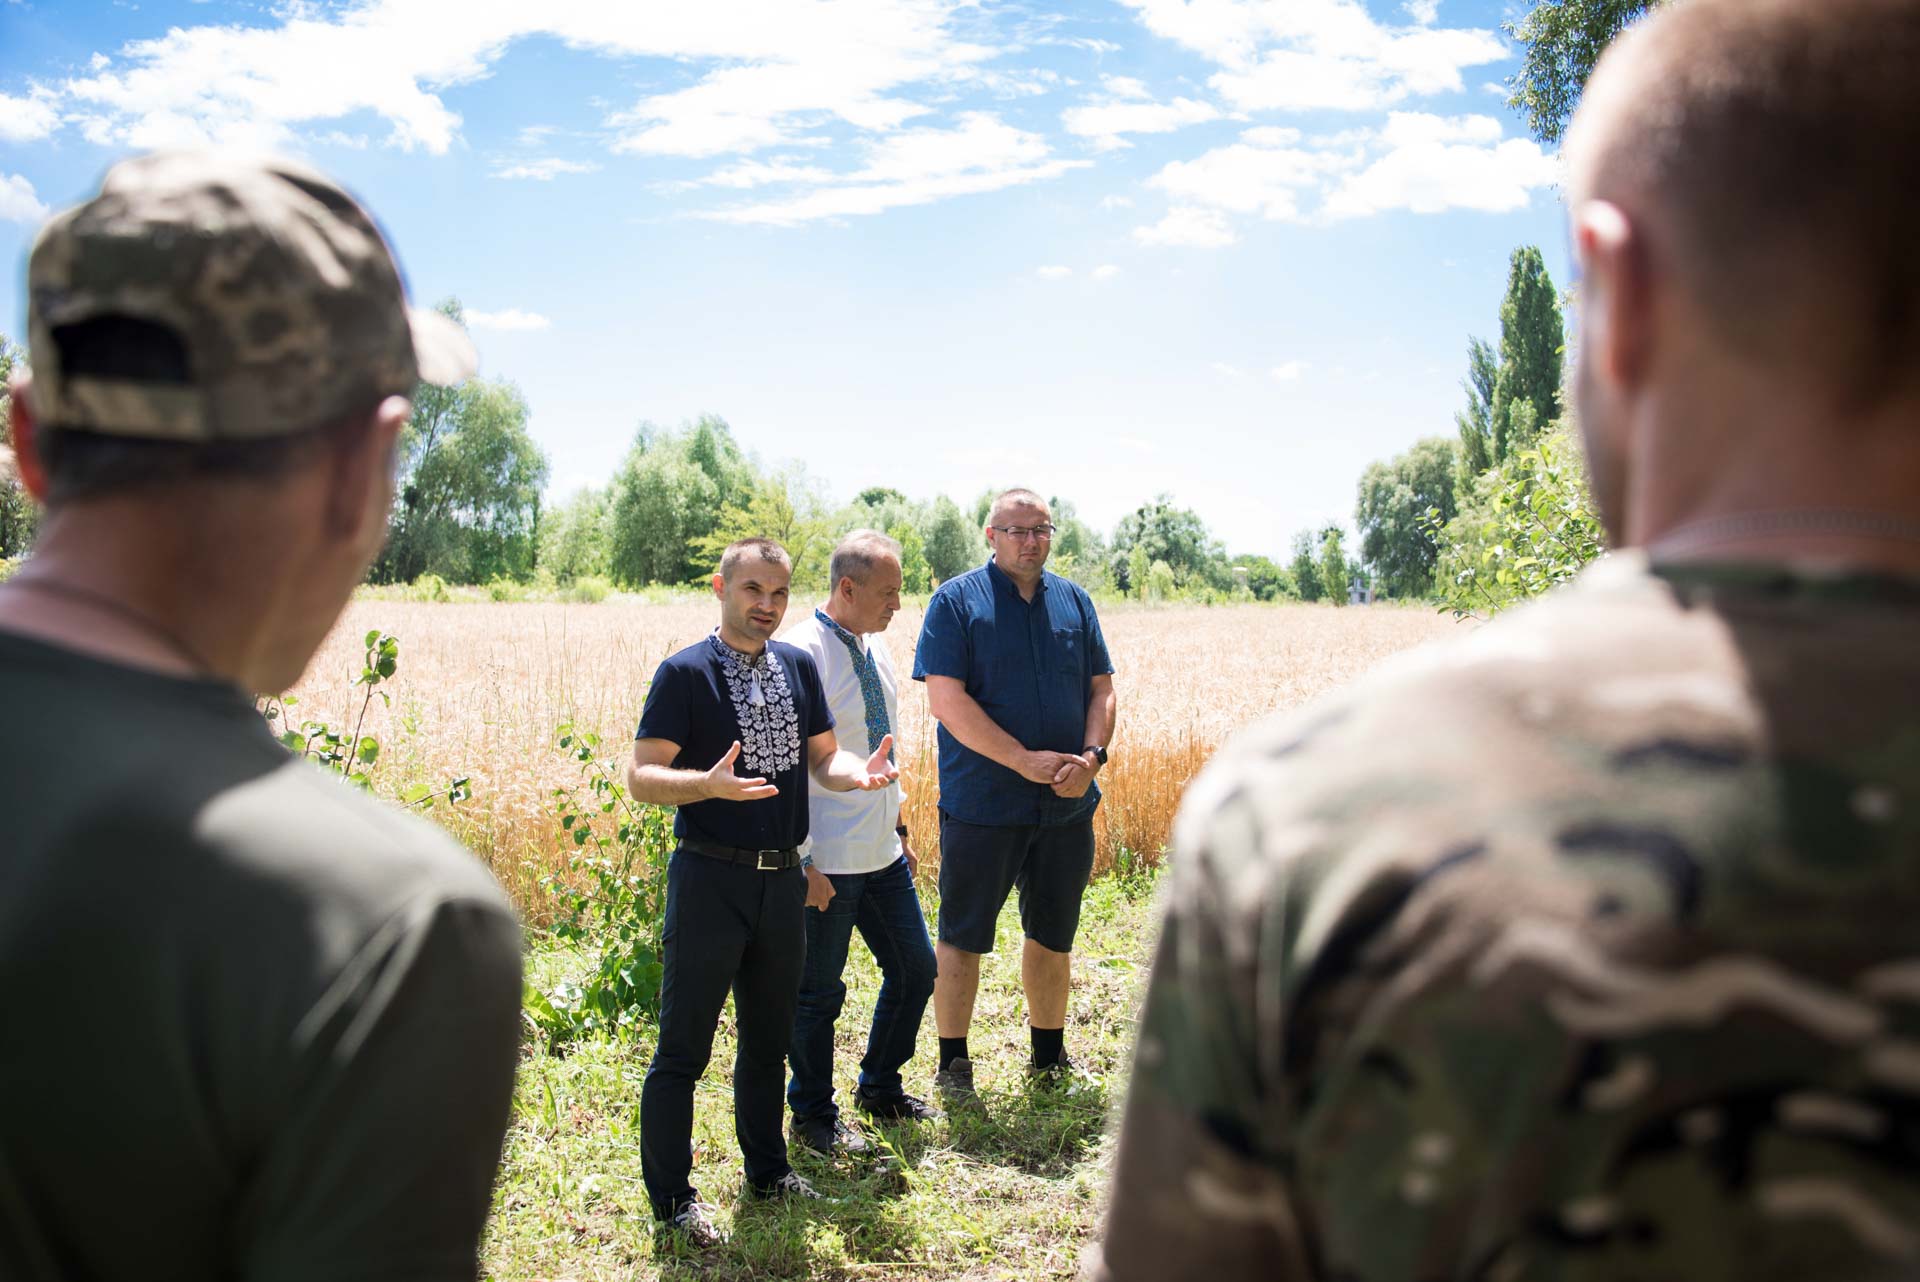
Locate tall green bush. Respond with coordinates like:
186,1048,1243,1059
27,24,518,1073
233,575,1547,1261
1426,422,1605,619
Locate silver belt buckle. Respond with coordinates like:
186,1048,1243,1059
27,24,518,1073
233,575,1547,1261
756,849,784,871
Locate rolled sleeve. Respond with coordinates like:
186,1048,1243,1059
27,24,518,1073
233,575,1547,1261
1085,596,1114,678
634,661,690,747
912,590,968,683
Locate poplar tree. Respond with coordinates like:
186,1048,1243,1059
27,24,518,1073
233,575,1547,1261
1490,246,1564,462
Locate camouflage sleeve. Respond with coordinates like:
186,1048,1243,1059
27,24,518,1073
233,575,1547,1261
1087,789,1317,1282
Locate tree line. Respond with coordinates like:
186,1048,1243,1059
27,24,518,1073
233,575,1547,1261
0,263,1590,611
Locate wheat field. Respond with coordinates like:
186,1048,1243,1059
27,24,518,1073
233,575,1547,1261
284,595,1462,921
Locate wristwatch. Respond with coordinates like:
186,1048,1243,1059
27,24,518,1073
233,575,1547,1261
1084,745,1109,767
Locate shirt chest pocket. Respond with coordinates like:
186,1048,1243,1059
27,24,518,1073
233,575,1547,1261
1049,627,1082,674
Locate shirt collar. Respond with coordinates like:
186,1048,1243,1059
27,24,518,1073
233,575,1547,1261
815,607,867,651
708,628,770,670
984,557,1049,598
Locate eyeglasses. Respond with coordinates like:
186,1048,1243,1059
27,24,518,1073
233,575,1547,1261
990,524,1055,542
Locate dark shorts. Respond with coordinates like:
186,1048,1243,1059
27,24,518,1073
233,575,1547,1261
936,812,1096,955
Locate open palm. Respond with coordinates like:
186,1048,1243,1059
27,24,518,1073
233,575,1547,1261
858,735,900,790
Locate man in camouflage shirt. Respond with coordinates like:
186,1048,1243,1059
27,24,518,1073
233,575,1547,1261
1092,2,1920,1279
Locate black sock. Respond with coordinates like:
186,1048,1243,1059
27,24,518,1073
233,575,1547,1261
1030,1025,1065,1069
939,1037,969,1071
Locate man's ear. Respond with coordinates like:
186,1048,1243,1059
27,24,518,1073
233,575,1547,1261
711,572,726,600
323,395,409,542
1574,200,1653,394
7,375,52,503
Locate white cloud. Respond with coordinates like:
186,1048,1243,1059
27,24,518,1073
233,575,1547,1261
1240,125,1302,147
1138,112,1557,234
1102,75,1152,100
492,157,601,181
1147,133,1348,221
465,308,552,332
1117,0,1507,112
1380,109,1501,147
1092,263,1121,280
1405,0,1442,25
1037,264,1072,279
684,159,839,189
1271,359,1310,381
1133,205,1237,249
52,0,995,160
1051,36,1123,55
1211,360,1249,378
1062,91,1219,151
703,112,1086,225
1322,129,1558,219
0,173,48,224
0,92,59,143
1099,193,1135,210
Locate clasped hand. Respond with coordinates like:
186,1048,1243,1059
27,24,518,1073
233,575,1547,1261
1020,749,1099,798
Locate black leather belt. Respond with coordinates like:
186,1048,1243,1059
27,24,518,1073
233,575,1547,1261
683,839,803,871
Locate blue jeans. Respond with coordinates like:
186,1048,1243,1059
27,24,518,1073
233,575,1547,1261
787,855,937,1121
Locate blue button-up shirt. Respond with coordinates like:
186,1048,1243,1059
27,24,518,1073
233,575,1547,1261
912,559,1114,827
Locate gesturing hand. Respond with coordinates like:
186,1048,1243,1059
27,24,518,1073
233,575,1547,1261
705,741,779,802
854,735,901,792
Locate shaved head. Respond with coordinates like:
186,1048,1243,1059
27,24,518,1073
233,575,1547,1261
719,537,791,583
988,488,1049,525
1568,0,1920,409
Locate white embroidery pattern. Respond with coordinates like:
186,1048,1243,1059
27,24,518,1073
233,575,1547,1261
708,632,802,776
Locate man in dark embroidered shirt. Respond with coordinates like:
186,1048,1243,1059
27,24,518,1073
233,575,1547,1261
913,488,1118,1099
627,536,899,1248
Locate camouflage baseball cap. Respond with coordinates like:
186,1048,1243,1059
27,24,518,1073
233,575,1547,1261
25,150,475,441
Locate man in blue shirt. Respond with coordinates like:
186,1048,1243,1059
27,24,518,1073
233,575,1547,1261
912,489,1118,1098
627,537,899,1249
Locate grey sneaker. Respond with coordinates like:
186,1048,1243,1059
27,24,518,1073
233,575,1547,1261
750,1170,826,1202
934,1056,976,1103
790,1112,870,1156
662,1199,724,1250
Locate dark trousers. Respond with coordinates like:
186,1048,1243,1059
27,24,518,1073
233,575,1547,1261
786,855,937,1121
640,847,807,1219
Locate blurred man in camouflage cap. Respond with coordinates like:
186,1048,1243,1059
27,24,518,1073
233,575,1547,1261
1093,1,1920,1279
0,153,523,1282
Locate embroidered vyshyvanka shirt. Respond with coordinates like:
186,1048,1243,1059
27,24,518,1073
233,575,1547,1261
634,634,834,851
781,611,906,875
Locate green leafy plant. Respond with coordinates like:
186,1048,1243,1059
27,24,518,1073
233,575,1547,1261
523,722,675,1048
1424,426,1605,620
258,629,471,809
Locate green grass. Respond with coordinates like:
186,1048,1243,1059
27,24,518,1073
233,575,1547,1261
487,871,1161,1281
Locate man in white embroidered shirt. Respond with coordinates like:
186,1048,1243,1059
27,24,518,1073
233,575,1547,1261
781,530,940,1156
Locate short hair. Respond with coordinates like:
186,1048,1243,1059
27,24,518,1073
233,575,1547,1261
829,529,901,590
719,537,792,583
988,488,1050,525
1573,0,1920,408
35,315,370,504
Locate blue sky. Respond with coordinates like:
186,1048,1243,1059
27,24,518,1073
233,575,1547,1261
0,0,1574,558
